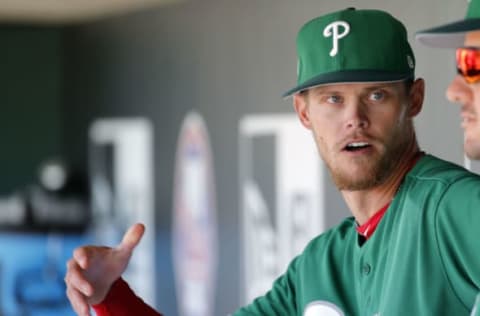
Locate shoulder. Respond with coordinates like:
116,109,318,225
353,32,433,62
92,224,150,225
394,154,480,236
402,154,480,214
406,154,480,186
401,154,480,202
300,217,356,259
406,154,480,236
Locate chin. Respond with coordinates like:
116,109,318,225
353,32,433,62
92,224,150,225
465,150,480,161
332,171,380,191
464,146,480,161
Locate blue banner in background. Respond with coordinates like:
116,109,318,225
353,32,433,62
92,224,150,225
0,232,88,316
0,157,91,315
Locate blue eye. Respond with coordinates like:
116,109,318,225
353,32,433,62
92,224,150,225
327,95,343,104
370,91,385,101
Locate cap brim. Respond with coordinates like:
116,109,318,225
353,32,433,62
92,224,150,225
416,18,480,48
282,70,413,98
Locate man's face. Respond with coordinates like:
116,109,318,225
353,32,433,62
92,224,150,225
294,81,421,191
446,30,480,160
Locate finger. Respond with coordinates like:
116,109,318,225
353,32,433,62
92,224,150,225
66,287,90,316
73,245,111,270
65,259,94,296
73,247,90,270
117,223,145,253
66,286,92,316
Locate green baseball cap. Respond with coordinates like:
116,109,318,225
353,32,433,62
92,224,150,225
416,0,480,48
282,8,416,97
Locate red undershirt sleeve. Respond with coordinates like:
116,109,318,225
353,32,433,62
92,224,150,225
92,278,163,316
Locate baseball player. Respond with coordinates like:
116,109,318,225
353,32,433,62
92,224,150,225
65,8,480,316
417,0,480,161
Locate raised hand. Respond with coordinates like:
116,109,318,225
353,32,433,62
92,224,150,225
65,223,145,316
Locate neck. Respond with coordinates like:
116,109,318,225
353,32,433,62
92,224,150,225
342,142,421,225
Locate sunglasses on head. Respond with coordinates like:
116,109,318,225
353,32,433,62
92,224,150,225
456,47,480,84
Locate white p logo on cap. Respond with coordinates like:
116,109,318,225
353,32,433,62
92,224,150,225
323,21,350,57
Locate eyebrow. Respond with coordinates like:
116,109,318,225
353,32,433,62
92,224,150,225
312,83,393,95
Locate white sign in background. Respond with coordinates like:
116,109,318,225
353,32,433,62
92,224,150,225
239,113,326,303
89,118,156,307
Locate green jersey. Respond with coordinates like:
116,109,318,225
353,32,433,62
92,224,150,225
234,155,480,316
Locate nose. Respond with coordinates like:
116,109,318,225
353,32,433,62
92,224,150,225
446,74,472,106
345,100,369,129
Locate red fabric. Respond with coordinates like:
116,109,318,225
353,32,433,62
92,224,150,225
355,151,425,240
356,202,390,240
92,278,162,316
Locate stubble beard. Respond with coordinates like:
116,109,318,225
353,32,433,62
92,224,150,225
464,128,480,160
319,128,411,191
464,141,480,160
462,102,480,159
328,150,396,191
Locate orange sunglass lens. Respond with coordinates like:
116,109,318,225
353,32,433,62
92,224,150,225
456,47,480,83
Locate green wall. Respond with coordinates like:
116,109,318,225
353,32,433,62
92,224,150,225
0,26,62,194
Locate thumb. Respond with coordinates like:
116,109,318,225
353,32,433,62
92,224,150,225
117,223,145,254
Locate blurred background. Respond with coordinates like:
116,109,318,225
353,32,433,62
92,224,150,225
1,0,478,315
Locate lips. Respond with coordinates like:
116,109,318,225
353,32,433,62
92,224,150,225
461,111,477,128
461,112,476,120
343,141,372,152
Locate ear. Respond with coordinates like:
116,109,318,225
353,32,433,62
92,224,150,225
408,78,425,118
293,93,312,129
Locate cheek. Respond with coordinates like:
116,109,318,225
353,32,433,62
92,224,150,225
370,110,408,143
383,106,408,129
311,123,335,156
309,107,338,131
474,90,480,115
310,115,331,136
